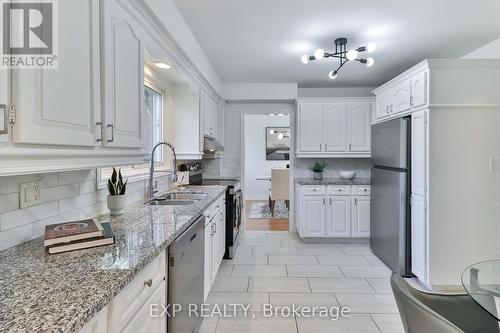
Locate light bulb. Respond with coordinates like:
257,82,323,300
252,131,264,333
367,42,376,53
278,133,284,140
346,50,358,61
328,71,337,80
155,62,171,69
314,49,324,60
366,57,374,67
301,54,309,64
270,130,275,134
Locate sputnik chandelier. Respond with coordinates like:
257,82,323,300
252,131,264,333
301,37,376,80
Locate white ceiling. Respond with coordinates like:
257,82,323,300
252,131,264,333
172,0,500,87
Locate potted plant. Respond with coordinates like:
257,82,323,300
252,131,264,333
106,167,128,216
309,161,328,180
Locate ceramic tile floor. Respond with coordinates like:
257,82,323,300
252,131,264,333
199,231,405,333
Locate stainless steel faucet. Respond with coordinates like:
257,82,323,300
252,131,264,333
148,141,178,199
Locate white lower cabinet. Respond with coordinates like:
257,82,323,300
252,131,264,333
204,195,226,300
411,194,427,281
107,252,166,333
79,307,108,333
351,196,371,237
298,185,370,239
120,283,166,333
326,196,351,237
300,196,326,237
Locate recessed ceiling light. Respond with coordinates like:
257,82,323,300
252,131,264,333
155,62,171,69
269,114,275,116
277,113,285,116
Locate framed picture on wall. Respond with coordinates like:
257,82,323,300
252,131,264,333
266,127,290,161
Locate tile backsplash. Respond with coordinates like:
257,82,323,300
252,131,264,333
294,158,372,178
0,169,173,250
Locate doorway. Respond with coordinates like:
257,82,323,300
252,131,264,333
242,113,291,231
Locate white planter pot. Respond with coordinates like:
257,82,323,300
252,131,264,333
313,172,323,180
107,194,127,216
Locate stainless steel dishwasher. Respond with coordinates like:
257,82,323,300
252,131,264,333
168,215,205,333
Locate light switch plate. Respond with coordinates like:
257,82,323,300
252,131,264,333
490,157,499,173
20,181,41,209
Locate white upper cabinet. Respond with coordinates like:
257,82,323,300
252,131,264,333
324,103,347,152
392,79,411,114
373,63,429,123
297,99,372,158
411,71,427,108
298,102,323,152
348,102,371,152
11,0,101,146
101,0,144,148
326,196,351,237
201,90,222,143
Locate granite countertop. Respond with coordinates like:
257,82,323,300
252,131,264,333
296,177,371,185
0,185,226,333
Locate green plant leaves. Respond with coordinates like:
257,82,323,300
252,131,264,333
107,167,127,196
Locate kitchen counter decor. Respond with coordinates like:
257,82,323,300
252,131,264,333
106,167,128,215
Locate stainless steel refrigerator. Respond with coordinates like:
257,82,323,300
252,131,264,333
370,117,412,276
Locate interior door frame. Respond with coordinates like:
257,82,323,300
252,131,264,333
239,104,295,232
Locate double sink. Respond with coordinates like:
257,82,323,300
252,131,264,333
147,192,208,206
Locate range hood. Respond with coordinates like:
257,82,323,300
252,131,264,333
203,135,224,153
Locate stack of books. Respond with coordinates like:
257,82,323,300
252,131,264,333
44,219,115,254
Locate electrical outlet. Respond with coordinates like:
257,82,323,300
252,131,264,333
490,157,499,173
20,181,42,209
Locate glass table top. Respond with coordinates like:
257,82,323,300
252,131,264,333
462,260,500,321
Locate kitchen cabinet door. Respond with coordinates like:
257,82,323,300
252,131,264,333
298,103,323,152
411,194,427,282
121,283,166,333
411,71,428,109
300,196,326,237
392,80,411,114
376,92,391,120
348,102,371,152
0,67,9,138
326,196,351,237
204,221,213,301
351,196,370,237
324,103,347,152
211,220,219,285
11,0,101,146
411,110,427,196
101,0,144,148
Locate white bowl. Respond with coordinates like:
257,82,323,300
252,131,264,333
339,171,356,180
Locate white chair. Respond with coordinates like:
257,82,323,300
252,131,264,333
268,169,289,216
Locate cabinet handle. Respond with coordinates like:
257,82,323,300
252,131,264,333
323,198,325,205
329,198,332,205
106,124,114,143
325,144,328,150
0,104,8,134
349,143,352,151
410,96,414,106
354,198,358,206
390,105,393,113
320,144,322,151
144,279,153,287
95,122,102,142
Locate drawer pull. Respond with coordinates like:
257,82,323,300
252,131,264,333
144,279,153,288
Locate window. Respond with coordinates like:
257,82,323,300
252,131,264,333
144,83,164,162
97,81,167,187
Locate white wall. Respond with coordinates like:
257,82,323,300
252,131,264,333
222,83,298,100
298,87,374,98
463,38,500,59
294,158,372,179
244,114,290,199
0,170,173,250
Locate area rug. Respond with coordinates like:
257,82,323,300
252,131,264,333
248,202,289,219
